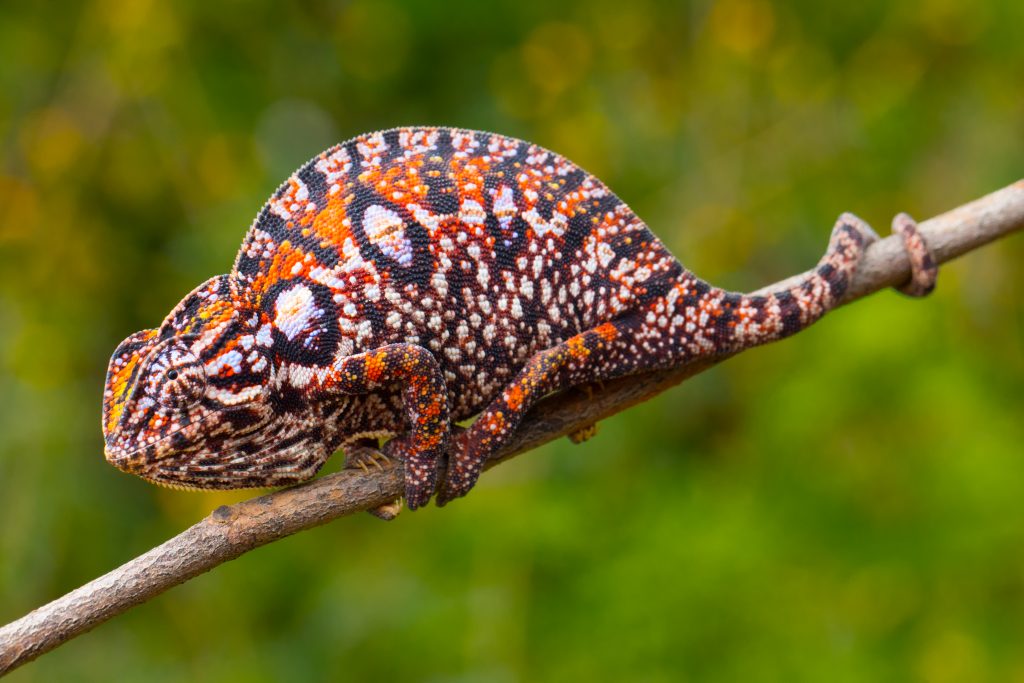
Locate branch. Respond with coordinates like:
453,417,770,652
2,180,1022,676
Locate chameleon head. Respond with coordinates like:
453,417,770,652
101,275,329,490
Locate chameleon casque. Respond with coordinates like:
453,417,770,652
102,127,937,510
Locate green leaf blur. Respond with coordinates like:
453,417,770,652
1,0,1022,680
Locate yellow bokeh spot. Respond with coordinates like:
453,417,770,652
593,0,654,53
916,627,988,683
918,0,990,45
0,176,39,243
847,37,925,119
335,0,411,81
20,107,84,178
521,22,592,95
197,135,241,201
708,0,776,56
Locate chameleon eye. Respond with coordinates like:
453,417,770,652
146,344,206,410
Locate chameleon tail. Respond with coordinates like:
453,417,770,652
701,212,937,356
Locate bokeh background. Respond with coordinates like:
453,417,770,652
2,0,1023,680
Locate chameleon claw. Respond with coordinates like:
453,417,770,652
346,445,405,519
345,444,390,472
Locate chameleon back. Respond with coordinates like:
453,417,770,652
231,127,684,419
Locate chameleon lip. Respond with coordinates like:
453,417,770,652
103,443,142,471
138,475,209,492
106,433,321,490
103,408,226,465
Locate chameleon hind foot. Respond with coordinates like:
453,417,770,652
368,498,403,521
567,382,603,444
568,423,599,444
891,212,938,297
436,325,625,506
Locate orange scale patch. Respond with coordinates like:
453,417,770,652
376,165,405,193
105,346,153,432
311,194,355,247
594,322,619,342
248,240,310,302
365,350,387,383
567,336,591,359
418,399,443,420
198,299,235,324
419,430,445,450
484,412,506,432
504,383,526,411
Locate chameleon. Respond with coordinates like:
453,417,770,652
101,126,938,510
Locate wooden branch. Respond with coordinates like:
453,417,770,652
2,179,1021,676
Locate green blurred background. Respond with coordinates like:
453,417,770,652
1,0,1022,680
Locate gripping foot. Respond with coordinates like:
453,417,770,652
567,382,602,444
368,499,403,521
345,441,403,521
568,423,599,444
345,441,393,473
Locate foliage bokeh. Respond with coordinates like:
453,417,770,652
1,0,1022,680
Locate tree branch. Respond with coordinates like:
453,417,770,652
2,180,1022,676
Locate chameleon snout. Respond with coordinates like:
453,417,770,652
103,441,152,476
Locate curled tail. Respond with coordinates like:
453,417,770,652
672,212,937,359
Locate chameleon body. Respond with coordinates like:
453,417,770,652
102,127,937,509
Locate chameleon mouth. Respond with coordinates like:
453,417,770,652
103,442,153,474
103,403,272,478
102,413,218,468
137,475,211,492
106,435,327,491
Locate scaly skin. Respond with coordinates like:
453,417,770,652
102,127,938,509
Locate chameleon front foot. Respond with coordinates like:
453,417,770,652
434,429,484,507
348,437,442,511
346,435,447,512
344,442,394,473
344,442,404,520
382,435,442,511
